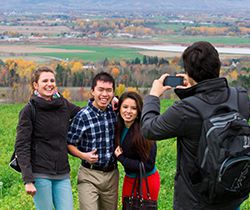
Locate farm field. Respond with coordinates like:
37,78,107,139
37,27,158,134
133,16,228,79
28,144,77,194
0,100,249,209
0,34,250,63
0,25,71,35
32,45,144,62
31,41,250,62
0,45,90,54
0,44,144,62
156,35,250,46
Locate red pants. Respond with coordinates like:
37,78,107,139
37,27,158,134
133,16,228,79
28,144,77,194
122,170,160,202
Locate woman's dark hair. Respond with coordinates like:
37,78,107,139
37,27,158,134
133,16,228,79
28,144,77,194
31,66,55,91
115,91,153,161
182,41,221,82
91,71,115,91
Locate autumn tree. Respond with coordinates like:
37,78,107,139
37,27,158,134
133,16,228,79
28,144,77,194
62,88,72,100
4,59,37,102
143,55,148,65
55,62,70,86
0,60,6,86
111,67,120,78
229,70,238,81
15,59,36,81
133,57,141,64
115,84,126,97
5,59,20,87
70,61,83,73
103,58,109,66
159,58,169,66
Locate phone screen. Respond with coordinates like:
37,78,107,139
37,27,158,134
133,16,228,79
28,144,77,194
163,76,183,87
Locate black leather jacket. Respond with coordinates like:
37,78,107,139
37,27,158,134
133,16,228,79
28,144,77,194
15,95,80,184
141,78,249,210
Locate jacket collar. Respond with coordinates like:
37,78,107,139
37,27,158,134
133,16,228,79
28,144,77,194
30,94,64,110
174,77,229,100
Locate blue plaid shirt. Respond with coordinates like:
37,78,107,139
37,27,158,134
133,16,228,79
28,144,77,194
68,99,117,167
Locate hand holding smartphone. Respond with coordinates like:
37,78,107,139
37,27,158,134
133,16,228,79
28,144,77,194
163,76,184,87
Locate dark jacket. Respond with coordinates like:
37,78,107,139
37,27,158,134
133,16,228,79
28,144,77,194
15,94,80,184
141,78,249,210
117,125,157,175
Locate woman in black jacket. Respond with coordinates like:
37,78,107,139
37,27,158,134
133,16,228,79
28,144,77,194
15,66,80,210
114,91,160,207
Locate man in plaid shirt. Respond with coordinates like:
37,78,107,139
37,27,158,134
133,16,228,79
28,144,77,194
68,72,119,210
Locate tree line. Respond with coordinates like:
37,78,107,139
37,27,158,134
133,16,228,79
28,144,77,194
0,55,249,102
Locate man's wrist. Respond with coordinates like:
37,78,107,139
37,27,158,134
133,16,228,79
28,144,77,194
149,90,160,97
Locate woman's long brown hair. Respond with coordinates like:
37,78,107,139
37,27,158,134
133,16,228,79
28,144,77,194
115,91,153,161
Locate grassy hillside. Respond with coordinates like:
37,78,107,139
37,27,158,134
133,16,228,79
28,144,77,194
32,46,143,62
0,101,249,209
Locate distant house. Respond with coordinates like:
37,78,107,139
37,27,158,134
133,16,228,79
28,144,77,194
6,37,21,41
168,20,194,24
116,33,134,38
83,65,96,70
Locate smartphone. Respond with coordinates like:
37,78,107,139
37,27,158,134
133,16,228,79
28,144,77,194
163,76,184,87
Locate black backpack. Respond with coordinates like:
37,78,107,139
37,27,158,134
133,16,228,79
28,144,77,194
9,101,36,173
183,87,250,204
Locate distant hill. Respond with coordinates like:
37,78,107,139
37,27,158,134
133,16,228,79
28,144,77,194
2,0,250,14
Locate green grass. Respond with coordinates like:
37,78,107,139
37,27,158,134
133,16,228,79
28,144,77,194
0,100,249,209
156,35,250,45
146,20,230,30
148,23,189,31
31,46,144,62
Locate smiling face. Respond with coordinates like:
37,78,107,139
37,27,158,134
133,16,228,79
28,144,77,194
91,80,114,110
120,98,138,128
33,71,56,101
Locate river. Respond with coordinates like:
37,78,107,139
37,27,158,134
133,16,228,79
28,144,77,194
121,44,250,55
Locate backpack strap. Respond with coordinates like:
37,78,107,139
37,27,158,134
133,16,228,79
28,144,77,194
182,87,238,120
28,101,36,123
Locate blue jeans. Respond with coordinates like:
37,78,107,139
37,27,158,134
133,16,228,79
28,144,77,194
236,208,240,210
33,178,73,210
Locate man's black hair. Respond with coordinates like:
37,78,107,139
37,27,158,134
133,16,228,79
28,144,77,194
182,41,221,82
91,71,115,90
